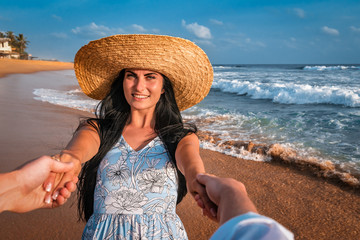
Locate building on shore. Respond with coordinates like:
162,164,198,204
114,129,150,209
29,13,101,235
0,38,20,59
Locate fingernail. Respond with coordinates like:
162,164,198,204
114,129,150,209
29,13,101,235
210,208,217,217
45,195,52,204
45,183,52,192
52,191,59,200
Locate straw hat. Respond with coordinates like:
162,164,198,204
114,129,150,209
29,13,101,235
74,34,213,111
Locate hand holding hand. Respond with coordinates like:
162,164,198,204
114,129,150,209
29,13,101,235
1,155,76,213
196,173,257,225
187,175,218,221
43,153,81,207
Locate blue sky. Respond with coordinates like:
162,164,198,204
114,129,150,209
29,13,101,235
1,0,360,64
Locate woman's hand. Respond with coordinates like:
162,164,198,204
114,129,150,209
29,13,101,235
43,153,81,207
187,175,218,221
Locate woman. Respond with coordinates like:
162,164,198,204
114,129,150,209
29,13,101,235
49,34,214,239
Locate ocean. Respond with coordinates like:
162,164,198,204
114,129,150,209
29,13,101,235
33,64,360,185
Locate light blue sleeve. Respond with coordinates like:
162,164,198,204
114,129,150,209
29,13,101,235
210,212,294,240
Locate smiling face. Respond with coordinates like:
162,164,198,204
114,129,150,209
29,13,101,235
123,69,165,112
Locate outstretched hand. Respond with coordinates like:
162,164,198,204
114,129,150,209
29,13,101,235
195,173,257,225
2,156,77,213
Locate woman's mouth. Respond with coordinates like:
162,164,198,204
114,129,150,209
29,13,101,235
132,94,149,99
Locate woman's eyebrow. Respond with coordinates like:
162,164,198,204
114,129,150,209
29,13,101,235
144,72,159,76
125,71,159,76
125,70,136,75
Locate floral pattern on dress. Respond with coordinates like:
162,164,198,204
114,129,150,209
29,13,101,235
138,168,167,193
82,136,188,240
106,157,131,185
105,186,149,214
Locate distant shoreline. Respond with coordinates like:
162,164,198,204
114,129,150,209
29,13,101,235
0,58,74,78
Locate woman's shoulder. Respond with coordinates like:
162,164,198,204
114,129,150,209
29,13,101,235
177,133,199,147
175,133,200,159
78,119,99,133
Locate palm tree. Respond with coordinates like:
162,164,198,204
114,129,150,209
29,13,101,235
16,34,30,58
5,31,17,48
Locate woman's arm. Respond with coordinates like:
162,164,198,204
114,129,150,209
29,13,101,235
44,123,101,205
175,133,205,182
60,123,101,164
175,133,217,219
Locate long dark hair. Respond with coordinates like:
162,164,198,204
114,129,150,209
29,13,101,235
77,69,196,221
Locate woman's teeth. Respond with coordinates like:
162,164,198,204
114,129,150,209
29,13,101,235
133,94,148,99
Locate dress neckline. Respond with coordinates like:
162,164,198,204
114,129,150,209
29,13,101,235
121,135,159,153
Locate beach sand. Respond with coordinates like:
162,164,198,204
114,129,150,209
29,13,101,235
0,59,74,78
0,60,359,239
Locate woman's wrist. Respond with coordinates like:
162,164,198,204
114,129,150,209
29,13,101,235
58,151,82,178
184,167,204,183
59,151,82,165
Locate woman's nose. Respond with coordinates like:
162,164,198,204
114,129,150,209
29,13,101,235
134,77,146,91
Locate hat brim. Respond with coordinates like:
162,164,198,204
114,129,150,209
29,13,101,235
74,34,213,111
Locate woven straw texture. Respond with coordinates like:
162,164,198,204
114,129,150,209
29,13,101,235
74,34,213,111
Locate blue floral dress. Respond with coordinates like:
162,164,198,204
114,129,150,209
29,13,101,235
82,135,188,240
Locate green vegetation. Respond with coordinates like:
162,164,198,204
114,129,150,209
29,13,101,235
0,31,30,59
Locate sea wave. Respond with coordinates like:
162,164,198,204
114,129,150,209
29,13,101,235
303,65,360,71
197,130,360,188
212,79,360,107
33,88,99,113
212,64,360,71
212,66,235,70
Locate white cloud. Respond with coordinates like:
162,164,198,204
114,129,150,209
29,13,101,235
194,39,215,47
72,22,124,38
130,24,159,33
322,26,339,36
210,19,223,25
132,24,147,32
293,8,305,18
350,26,360,33
72,23,159,38
225,36,266,49
51,32,68,39
247,38,266,48
182,20,212,39
52,14,62,21
284,37,297,48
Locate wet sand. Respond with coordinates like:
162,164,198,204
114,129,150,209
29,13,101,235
0,60,359,239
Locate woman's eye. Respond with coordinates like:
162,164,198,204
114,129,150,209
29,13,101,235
126,74,135,79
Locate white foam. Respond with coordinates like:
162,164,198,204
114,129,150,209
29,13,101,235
212,79,360,107
303,65,360,71
33,88,99,113
200,141,271,162
213,66,235,70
